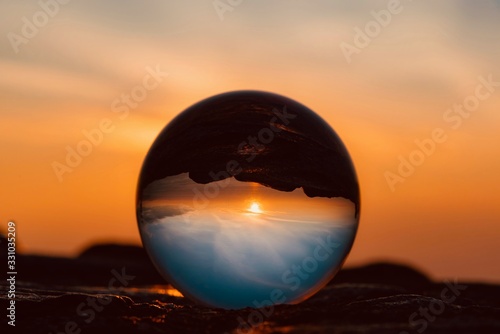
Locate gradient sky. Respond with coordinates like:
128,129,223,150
1,1,500,282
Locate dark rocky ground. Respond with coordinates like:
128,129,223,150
2,244,500,334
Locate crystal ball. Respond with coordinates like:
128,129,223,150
137,91,360,309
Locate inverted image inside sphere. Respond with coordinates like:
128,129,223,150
137,90,360,309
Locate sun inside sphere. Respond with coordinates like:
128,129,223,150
248,202,262,214
137,90,360,309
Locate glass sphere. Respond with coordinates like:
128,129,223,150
137,91,360,309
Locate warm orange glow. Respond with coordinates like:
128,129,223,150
1,2,499,283
164,286,184,298
248,201,263,214
122,285,184,298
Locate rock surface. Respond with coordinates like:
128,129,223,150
2,244,500,333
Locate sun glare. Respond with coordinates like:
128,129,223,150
248,201,263,214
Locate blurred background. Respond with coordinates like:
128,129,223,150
1,0,499,282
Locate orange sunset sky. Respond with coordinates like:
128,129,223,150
1,1,500,282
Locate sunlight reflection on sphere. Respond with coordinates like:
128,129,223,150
137,91,360,309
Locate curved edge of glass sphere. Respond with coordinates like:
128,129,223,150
136,90,360,309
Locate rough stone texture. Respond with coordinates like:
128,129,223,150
2,244,500,333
